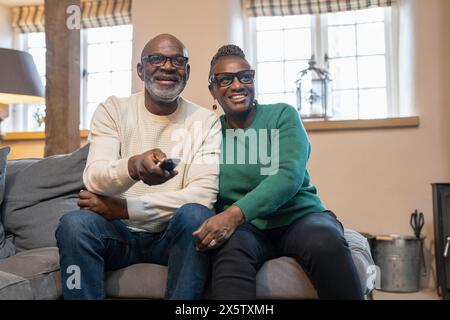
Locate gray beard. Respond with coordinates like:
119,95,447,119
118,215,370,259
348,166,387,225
145,76,186,104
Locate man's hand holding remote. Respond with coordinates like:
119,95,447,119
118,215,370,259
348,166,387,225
128,148,178,186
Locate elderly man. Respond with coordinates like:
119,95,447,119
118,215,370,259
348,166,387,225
55,34,221,300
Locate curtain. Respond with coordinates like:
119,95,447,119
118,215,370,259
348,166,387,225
243,0,396,17
11,0,132,33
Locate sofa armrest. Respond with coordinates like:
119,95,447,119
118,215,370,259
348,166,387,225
344,229,377,296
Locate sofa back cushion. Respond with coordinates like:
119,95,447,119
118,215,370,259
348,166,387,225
1,144,89,252
0,147,15,259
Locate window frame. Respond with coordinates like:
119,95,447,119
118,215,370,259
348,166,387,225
80,25,133,130
245,6,399,121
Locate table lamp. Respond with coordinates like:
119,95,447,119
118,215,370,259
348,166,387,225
0,48,45,137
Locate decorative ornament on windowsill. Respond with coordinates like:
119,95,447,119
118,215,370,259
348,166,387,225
295,55,333,120
0,48,45,138
34,106,46,128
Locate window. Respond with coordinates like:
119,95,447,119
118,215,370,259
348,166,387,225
248,7,397,120
5,25,133,133
82,25,133,128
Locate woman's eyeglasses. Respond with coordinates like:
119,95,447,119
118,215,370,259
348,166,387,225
209,70,255,87
142,54,189,68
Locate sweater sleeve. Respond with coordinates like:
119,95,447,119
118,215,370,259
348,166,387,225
125,116,222,222
234,105,309,222
83,98,137,196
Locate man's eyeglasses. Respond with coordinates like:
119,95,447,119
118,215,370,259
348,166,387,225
142,54,189,68
209,70,255,87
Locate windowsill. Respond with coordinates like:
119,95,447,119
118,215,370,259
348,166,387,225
1,130,90,141
303,116,420,132
1,117,420,141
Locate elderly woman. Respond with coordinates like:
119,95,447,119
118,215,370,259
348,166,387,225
193,45,364,300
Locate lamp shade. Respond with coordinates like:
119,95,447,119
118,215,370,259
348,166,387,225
0,48,45,104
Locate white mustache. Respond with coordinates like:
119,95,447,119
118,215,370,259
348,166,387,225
151,72,182,82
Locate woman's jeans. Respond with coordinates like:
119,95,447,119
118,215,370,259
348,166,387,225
211,211,364,300
55,203,213,300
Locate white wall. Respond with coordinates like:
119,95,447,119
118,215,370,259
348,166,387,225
0,4,12,48
131,0,243,109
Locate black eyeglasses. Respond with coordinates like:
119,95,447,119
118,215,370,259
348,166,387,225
142,54,189,68
209,70,255,87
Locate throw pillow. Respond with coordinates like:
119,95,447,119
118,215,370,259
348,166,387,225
0,147,15,259
1,144,89,252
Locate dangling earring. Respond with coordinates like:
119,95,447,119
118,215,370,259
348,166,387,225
253,99,258,107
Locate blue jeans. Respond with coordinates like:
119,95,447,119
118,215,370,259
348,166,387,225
55,203,213,300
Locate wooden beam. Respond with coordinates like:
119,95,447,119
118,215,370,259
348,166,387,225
44,0,80,156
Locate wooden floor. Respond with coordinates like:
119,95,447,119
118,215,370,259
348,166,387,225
372,288,440,300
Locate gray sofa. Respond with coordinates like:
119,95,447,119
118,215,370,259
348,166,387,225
0,144,375,300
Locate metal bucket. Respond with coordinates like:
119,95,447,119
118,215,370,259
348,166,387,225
372,235,423,292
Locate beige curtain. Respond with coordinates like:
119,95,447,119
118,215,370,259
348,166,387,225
243,0,396,17
11,0,132,33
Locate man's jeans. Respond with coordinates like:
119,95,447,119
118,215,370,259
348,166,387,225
55,203,213,300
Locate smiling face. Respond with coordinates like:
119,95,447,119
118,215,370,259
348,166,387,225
209,56,255,116
138,35,190,104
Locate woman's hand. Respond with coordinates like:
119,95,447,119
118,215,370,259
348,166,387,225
78,190,128,220
192,205,245,251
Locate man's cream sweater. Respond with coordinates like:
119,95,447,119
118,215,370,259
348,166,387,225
83,91,222,232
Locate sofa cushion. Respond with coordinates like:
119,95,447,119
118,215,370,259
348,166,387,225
0,270,32,300
105,263,168,299
1,144,89,252
0,247,61,300
105,229,374,299
256,256,318,299
0,146,15,259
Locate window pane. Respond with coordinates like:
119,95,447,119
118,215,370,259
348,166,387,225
327,10,356,26
358,56,386,88
329,58,357,90
87,102,100,128
88,43,112,72
356,8,385,23
284,28,311,60
283,15,311,29
28,48,46,75
284,60,308,92
256,16,284,31
27,32,45,47
284,92,297,108
111,71,131,98
258,93,285,105
257,30,284,61
88,26,112,44
111,41,132,71
111,25,133,42
359,88,388,119
332,90,358,119
357,22,385,55
257,62,284,93
87,73,111,102
328,25,356,57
